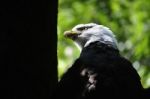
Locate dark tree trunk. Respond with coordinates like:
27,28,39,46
1,0,58,99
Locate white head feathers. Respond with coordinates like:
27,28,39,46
64,23,118,50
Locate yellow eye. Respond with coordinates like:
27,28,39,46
84,27,88,30
77,27,88,31
77,26,93,31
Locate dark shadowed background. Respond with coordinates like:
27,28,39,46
2,0,58,99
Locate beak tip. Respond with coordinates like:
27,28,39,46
63,30,78,40
64,31,71,37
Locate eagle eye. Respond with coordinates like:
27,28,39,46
77,26,93,31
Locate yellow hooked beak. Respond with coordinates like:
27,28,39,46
64,30,79,40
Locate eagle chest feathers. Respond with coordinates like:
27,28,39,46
78,41,121,98
52,23,146,99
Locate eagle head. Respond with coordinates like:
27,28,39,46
64,23,118,50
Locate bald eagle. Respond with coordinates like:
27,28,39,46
52,23,149,99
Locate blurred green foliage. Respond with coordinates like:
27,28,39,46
58,0,150,88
